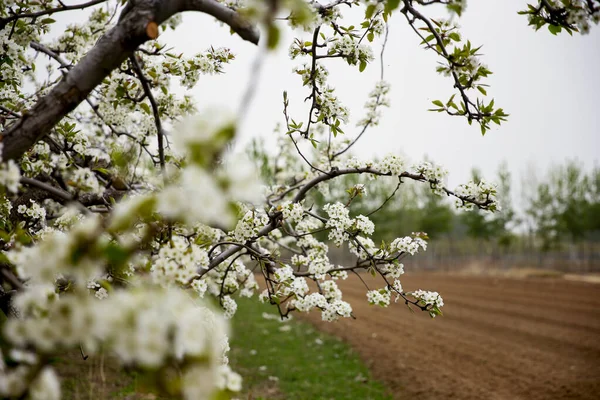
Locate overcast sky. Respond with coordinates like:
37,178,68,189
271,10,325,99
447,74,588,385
157,0,599,193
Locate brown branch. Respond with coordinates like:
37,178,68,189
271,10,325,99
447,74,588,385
0,267,24,290
129,54,166,174
366,178,401,217
207,165,494,273
30,41,71,68
20,177,79,204
0,0,109,31
0,104,22,118
19,177,126,210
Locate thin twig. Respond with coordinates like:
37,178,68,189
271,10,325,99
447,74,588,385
367,178,401,217
19,177,90,214
0,268,24,290
129,55,166,176
333,23,389,159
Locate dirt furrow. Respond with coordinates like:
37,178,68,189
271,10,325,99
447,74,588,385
303,274,600,400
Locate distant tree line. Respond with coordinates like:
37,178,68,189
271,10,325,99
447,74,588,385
319,160,600,253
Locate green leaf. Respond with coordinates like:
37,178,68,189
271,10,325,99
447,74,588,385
447,3,463,16
359,60,367,72
103,242,130,267
548,24,562,35
385,0,401,14
432,100,444,107
267,24,280,49
140,103,151,114
422,34,435,44
93,167,111,176
41,18,56,24
476,86,487,96
365,4,376,19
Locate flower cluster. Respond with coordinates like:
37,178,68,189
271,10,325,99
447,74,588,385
328,35,374,67
344,157,371,170
348,235,378,259
357,81,391,127
171,110,236,162
454,180,500,211
367,288,391,307
316,86,350,124
6,215,104,283
157,157,262,228
292,291,353,322
565,1,600,33
323,202,352,246
0,25,36,87
3,286,237,399
390,235,428,255
230,210,270,243
152,236,210,285
0,159,20,193
202,257,258,306
52,7,111,63
351,214,375,235
292,62,329,86
0,196,12,219
377,154,405,176
412,161,449,194
0,364,61,400
379,262,405,279
292,234,332,278
279,201,304,224
411,289,444,317
268,265,310,301
391,279,403,298
17,200,46,221
521,0,600,34
157,47,235,89
69,168,103,195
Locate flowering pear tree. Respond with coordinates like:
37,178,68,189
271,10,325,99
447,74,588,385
0,0,597,398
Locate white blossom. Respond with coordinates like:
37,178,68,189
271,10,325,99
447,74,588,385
367,288,391,307
28,367,60,400
0,160,21,193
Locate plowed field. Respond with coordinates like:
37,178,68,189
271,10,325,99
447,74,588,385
303,274,600,400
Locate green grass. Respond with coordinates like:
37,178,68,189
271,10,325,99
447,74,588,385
51,351,172,399
52,296,390,399
230,297,391,400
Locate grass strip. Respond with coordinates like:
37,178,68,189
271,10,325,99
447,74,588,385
230,296,391,400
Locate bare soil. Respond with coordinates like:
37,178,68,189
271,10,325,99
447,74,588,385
303,273,600,400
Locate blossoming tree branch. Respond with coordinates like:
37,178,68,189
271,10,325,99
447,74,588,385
0,0,597,398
